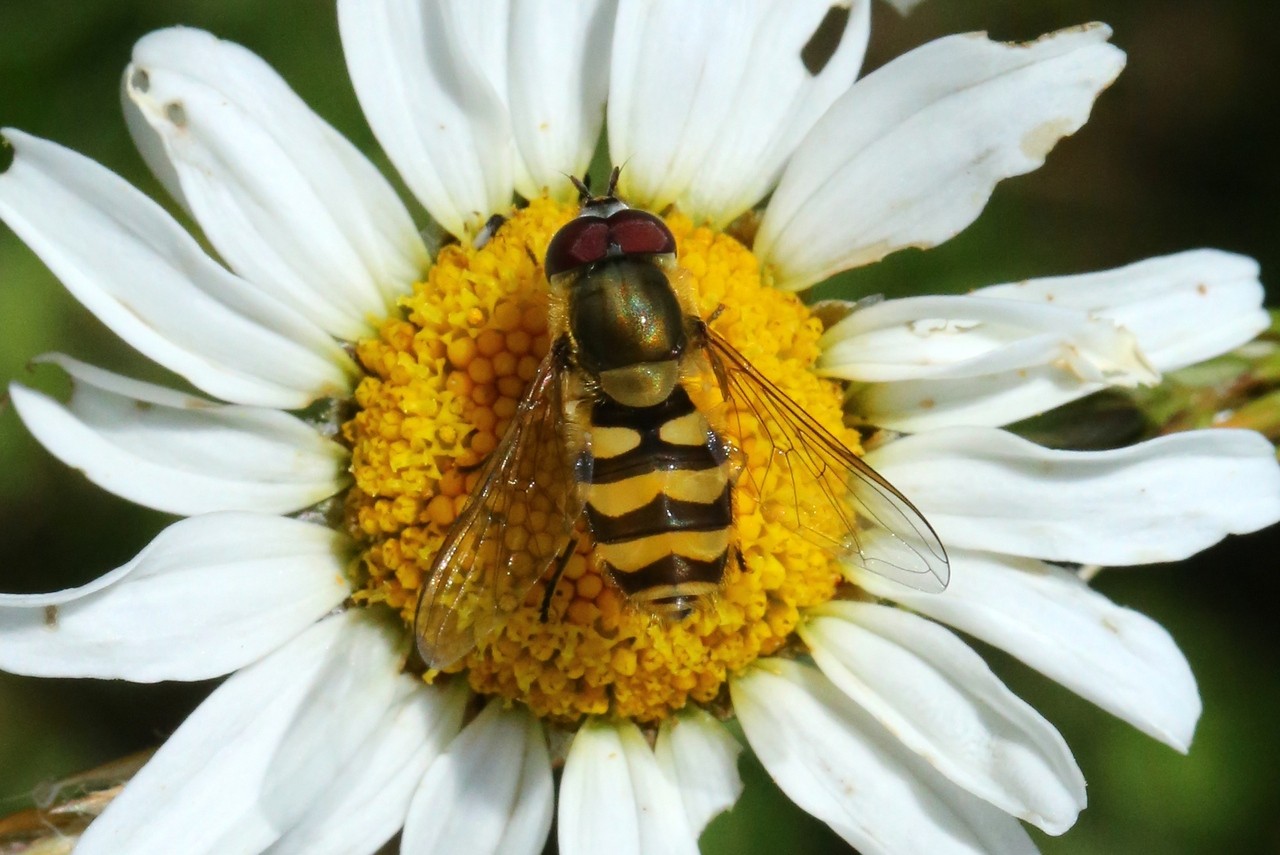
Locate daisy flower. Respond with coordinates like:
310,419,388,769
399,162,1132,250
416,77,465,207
2,2,1279,853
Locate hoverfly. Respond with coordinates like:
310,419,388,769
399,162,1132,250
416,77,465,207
414,169,948,670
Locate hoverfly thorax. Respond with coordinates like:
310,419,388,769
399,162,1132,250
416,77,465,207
545,176,685,408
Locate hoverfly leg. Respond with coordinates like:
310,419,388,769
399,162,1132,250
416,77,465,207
691,314,732,401
540,536,580,623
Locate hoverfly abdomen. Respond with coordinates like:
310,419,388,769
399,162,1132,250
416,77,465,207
584,387,732,618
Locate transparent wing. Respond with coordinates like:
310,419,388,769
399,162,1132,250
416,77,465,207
414,347,585,669
701,325,949,592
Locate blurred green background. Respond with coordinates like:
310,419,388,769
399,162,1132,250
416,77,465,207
2,1,1278,853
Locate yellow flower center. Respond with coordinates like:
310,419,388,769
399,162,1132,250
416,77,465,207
343,197,856,722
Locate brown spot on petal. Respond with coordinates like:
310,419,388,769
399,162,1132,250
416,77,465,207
1021,118,1073,161
164,102,188,128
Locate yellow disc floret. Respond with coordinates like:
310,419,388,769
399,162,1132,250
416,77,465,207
343,198,855,722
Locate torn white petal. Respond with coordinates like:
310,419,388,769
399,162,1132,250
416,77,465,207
832,250,1266,430
758,24,1125,290
822,294,1159,382
609,0,870,226
828,249,1267,430
977,249,1267,373
822,294,1158,430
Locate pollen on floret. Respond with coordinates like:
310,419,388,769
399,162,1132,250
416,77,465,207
342,198,854,723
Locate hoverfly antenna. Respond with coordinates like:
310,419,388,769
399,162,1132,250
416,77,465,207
569,168,623,206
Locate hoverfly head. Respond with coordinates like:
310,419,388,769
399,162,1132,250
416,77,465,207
545,167,675,280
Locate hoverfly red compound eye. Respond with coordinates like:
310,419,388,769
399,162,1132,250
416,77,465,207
605,209,677,256
544,208,677,278
545,217,610,278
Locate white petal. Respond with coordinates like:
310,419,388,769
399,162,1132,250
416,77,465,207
507,0,615,200
0,513,350,681
559,718,700,855
9,355,347,516
883,0,927,12
404,700,552,855
802,602,1085,834
822,294,1157,430
654,706,744,836
859,549,1201,751
123,28,428,340
257,622,410,813
757,24,1126,291
268,681,469,855
845,370,1066,434
822,297,1157,384
732,660,1037,854
0,130,354,408
77,612,405,854
868,426,1280,565
977,249,1267,373
340,0,513,238
609,0,870,227
834,251,1267,431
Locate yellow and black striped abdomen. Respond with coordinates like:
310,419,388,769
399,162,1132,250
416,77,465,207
584,386,732,617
